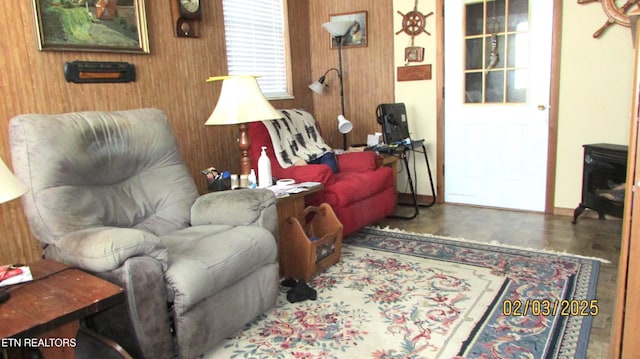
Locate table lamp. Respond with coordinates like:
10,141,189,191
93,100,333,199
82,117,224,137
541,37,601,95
0,157,28,303
205,75,282,175
0,158,28,204
309,20,354,150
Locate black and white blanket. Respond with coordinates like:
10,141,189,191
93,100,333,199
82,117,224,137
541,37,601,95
262,109,332,168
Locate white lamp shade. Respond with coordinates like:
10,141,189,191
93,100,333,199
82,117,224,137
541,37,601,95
322,20,354,37
0,158,28,204
205,75,282,125
308,81,325,94
337,115,353,134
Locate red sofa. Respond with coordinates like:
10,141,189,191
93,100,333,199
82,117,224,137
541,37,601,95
248,110,396,236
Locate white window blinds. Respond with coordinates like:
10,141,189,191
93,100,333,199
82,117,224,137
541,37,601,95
221,0,290,99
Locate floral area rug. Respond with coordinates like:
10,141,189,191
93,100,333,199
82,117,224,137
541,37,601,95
348,227,601,359
205,235,507,358
204,227,600,359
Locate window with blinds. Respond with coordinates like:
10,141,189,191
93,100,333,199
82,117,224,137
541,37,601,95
221,0,291,99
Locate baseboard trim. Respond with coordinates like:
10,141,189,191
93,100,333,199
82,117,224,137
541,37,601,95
396,194,621,221
553,207,576,217
397,193,434,206
554,206,622,220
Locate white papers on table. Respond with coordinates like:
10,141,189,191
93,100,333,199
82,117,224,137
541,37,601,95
0,265,33,287
296,182,321,188
266,181,320,197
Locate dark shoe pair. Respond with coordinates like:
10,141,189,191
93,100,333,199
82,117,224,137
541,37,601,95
281,278,317,303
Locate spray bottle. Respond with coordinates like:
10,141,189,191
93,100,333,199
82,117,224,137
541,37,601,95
248,169,257,189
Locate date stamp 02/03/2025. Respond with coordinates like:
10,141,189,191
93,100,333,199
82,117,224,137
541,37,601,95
502,299,599,317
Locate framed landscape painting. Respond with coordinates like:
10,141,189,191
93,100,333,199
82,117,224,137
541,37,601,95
329,11,367,48
33,0,150,54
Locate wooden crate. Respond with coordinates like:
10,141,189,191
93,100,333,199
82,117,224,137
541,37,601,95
279,203,343,282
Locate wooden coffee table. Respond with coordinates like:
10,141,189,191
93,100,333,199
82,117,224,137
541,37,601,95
0,259,125,359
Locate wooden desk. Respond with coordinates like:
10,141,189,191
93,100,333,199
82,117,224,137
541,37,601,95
0,259,124,359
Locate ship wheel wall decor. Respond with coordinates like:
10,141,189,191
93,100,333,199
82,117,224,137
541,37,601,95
579,0,639,38
396,0,433,63
396,10,432,37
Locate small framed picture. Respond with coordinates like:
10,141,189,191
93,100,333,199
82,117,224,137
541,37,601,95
329,11,367,49
33,0,150,54
405,47,425,63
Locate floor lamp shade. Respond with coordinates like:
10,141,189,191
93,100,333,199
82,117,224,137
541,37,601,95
0,158,28,204
322,20,354,37
205,75,282,175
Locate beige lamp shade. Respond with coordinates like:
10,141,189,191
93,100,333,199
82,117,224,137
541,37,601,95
205,75,281,125
322,20,354,37
0,158,28,204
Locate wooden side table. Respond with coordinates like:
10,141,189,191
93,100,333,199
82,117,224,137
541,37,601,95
0,259,125,359
379,154,399,201
275,184,324,277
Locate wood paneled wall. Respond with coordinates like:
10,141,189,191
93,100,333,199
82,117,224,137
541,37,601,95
0,0,394,264
308,0,395,148
0,0,312,264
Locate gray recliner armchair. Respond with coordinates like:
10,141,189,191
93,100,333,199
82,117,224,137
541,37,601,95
9,108,279,359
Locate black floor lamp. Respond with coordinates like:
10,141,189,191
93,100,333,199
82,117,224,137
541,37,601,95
309,20,354,151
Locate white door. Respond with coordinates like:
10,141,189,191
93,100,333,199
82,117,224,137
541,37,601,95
444,0,553,211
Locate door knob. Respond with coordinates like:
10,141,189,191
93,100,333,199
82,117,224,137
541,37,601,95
538,104,547,111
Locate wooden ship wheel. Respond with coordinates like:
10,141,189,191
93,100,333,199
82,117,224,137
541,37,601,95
579,0,639,37
396,0,433,38
396,9,433,37
601,0,638,26
396,1,433,63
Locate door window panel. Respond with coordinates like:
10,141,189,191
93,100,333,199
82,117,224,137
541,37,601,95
488,0,506,34
485,34,505,70
466,3,484,36
507,69,527,103
463,0,529,104
508,0,529,32
466,38,484,70
465,72,483,103
507,31,528,65
485,71,504,103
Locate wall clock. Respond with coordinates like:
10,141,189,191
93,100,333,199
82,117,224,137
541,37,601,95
170,0,202,38
179,0,202,19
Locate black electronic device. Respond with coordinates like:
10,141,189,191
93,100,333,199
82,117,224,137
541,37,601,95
376,103,411,144
64,61,136,84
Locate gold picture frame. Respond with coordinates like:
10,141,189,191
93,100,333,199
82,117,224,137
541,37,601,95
405,46,425,63
329,11,367,49
33,0,150,54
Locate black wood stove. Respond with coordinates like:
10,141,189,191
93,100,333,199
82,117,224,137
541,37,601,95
572,143,628,224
